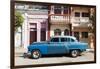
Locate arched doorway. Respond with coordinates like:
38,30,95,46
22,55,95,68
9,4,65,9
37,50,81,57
64,29,69,36
54,29,61,36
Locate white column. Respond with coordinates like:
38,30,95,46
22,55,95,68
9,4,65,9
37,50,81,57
46,21,48,41
72,31,74,36
61,6,63,15
51,6,54,14
37,22,41,42
79,32,82,41
50,30,54,37
62,30,64,36
27,19,30,47
22,13,29,48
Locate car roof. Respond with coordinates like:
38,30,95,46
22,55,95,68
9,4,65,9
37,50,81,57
51,36,76,40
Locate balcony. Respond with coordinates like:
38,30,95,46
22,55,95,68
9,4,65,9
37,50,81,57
50,15,69,24
72,17,91,27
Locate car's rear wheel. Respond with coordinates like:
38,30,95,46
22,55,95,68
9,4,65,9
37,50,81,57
70,50,79,57
31,50,41,59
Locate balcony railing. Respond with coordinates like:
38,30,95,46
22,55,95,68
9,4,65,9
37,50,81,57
71,17,89,23
50,15,69,24
72,17,91,27
72,22,91,27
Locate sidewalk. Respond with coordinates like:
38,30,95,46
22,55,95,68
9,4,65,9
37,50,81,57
15,47,27,56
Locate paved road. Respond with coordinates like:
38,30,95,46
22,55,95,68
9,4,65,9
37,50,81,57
15,51,94,66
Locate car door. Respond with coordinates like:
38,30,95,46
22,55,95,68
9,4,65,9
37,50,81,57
48,37,66,54
60,38,69,53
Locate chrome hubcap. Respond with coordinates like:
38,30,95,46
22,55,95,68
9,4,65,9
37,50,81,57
33,51,39,58
72,50,78,57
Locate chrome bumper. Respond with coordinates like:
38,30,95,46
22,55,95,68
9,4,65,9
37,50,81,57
23,52,31,58
86,49,94,52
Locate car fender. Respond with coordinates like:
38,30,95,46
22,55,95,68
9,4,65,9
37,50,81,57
29,45,48,55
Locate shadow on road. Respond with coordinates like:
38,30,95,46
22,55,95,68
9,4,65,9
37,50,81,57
19,53,74,59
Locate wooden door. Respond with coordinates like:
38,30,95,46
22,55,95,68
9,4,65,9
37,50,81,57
30,28,37,44
41,29,46,41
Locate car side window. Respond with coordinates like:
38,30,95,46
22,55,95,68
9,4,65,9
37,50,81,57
67,38,70,42
61,38,75,42
51,38,59,42
61,38,67,42
70,38,75,42
61,38,71,42
61,38,65,42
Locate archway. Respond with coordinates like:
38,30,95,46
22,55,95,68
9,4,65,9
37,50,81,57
64,29,69,36
54,29,61,36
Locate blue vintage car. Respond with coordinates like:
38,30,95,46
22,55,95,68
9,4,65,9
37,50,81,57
27,36,88,59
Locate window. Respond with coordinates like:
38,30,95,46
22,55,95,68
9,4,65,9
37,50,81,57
54,6,61,14
51,38,59,42
64,29,69,35
40,6,48,10
82,32,88,38
29,5,34,9
16,4,25,9
54,29,61,36
74,32,79,41
75,12,80,17
82,12,89,17
63,6,68,14
29,5,48,10
41,23,46,28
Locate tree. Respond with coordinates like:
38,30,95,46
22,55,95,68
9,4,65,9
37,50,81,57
15,11,24,31
15,11,24,47
89,9,95,33
88,8,95,49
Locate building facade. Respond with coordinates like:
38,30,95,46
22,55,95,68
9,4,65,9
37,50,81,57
15,4,49,48
71,6,95,48
15,3,95,48
49,5,71,37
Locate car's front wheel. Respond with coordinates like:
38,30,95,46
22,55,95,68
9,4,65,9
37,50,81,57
70,50,79,57
31,50,41,59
